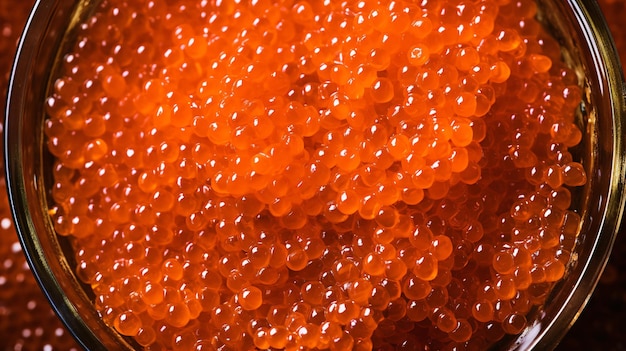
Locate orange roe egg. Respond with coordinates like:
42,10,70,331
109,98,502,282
44,0,588,350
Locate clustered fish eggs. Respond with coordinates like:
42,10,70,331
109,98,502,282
44,0,587,349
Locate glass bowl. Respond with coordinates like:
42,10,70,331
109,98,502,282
5,0,626,350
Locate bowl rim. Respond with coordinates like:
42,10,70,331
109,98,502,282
4,0,626,350
517,0,626,349
5,0,135,349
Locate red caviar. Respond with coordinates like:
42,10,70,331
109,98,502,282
45,0,586,349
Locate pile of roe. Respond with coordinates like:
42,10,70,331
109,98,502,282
44,0,587,349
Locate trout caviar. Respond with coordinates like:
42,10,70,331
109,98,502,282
0,197,79,351
0,0,80,349
45,0,587,349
